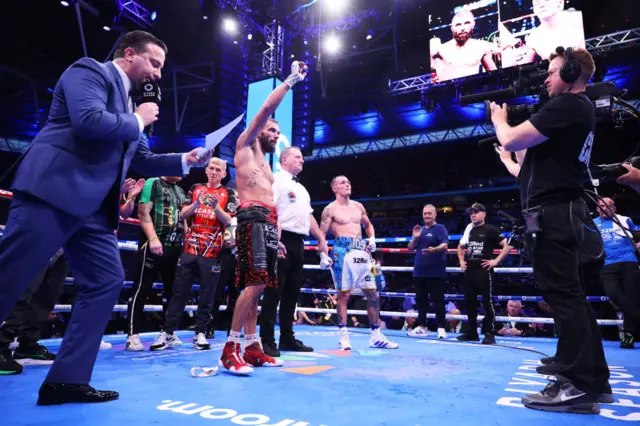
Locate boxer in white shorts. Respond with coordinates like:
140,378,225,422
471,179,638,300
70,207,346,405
319,175,398,350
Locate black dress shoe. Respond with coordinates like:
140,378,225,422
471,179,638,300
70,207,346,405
540,356,556,365
37,382,119,406
456,333,480,342
536,362,563,376
482,333,496,345
262,341,280,357
279,339,313,352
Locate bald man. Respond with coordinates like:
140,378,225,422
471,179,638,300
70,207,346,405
430,10,497,82
595,198,640,349
259,146,328,357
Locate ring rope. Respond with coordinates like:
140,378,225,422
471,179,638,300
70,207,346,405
50,304,623,326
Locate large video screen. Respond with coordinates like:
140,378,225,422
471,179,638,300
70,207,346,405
428,0,585,83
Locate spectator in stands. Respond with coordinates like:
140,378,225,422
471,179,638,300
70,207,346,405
495,300,534,337
447,308,463,334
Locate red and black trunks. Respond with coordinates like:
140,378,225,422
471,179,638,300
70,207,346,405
235,201,279,289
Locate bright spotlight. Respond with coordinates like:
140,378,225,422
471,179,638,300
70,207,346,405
203,15,209,20
325,0,348,14
60,1,69,6
324,35,341,54
151,11,157,21
223,18,238,34
103,26,111,31
247,33,253,40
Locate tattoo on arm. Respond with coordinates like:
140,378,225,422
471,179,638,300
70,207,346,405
320,205,332,235
138,203,152,223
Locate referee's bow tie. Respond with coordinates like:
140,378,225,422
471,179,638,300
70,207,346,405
292,176,299,183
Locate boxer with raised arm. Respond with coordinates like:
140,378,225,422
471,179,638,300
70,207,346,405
217,62,308,375
319,175,399,350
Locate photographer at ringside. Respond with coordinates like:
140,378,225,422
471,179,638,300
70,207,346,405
490,46,610,414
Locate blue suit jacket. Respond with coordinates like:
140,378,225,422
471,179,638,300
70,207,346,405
11,58,183,227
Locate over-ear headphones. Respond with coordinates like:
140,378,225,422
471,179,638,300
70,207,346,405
556,46,581,84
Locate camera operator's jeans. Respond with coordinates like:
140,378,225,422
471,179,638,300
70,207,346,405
526,200,610,398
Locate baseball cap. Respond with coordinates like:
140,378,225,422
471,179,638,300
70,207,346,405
468,202,486,213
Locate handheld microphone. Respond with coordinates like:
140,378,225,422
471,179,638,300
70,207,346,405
138,79,161,139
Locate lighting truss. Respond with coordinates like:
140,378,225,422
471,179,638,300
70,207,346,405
586,28,640,53
288,7,379,39
114,1,153,28
388,28,640,96
262,21,284,77
305,124,494,161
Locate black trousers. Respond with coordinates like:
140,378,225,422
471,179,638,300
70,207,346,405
0,253,69,348
526,200,610,398
210,247,238,334
163,252,220,334
260,230,305,345
413,277,446,328
601,262,640,334
463,266,495,335
126,243,182,336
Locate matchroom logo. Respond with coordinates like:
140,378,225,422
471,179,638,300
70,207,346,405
157,400,328,425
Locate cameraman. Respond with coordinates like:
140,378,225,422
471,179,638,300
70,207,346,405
490,47,610,414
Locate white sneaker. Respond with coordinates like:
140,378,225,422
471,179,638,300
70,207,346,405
370,329,399,349
437,328,448,339
126,334,144,352
150,331,181,351
99,340,112,350
339,328,351,351
407,326,430,337
193,333,211,350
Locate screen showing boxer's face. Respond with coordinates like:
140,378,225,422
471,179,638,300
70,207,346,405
451,12,474,45
533,0,565,20
259,121,280,153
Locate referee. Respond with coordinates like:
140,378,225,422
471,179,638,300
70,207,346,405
491,46,610,413
260,146,329,357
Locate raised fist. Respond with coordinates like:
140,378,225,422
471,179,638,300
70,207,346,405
284,61,308,88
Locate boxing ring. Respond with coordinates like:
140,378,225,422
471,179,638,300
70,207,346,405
2,189,640,425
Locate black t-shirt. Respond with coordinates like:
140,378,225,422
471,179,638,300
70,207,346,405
465,224,503,268
519,93,595,208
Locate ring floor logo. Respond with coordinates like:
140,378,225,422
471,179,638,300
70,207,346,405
497,359,640,420
157,400,328,426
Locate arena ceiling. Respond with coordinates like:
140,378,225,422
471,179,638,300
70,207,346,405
1,0,639,146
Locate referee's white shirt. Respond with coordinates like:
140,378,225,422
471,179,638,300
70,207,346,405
273,169,313,236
